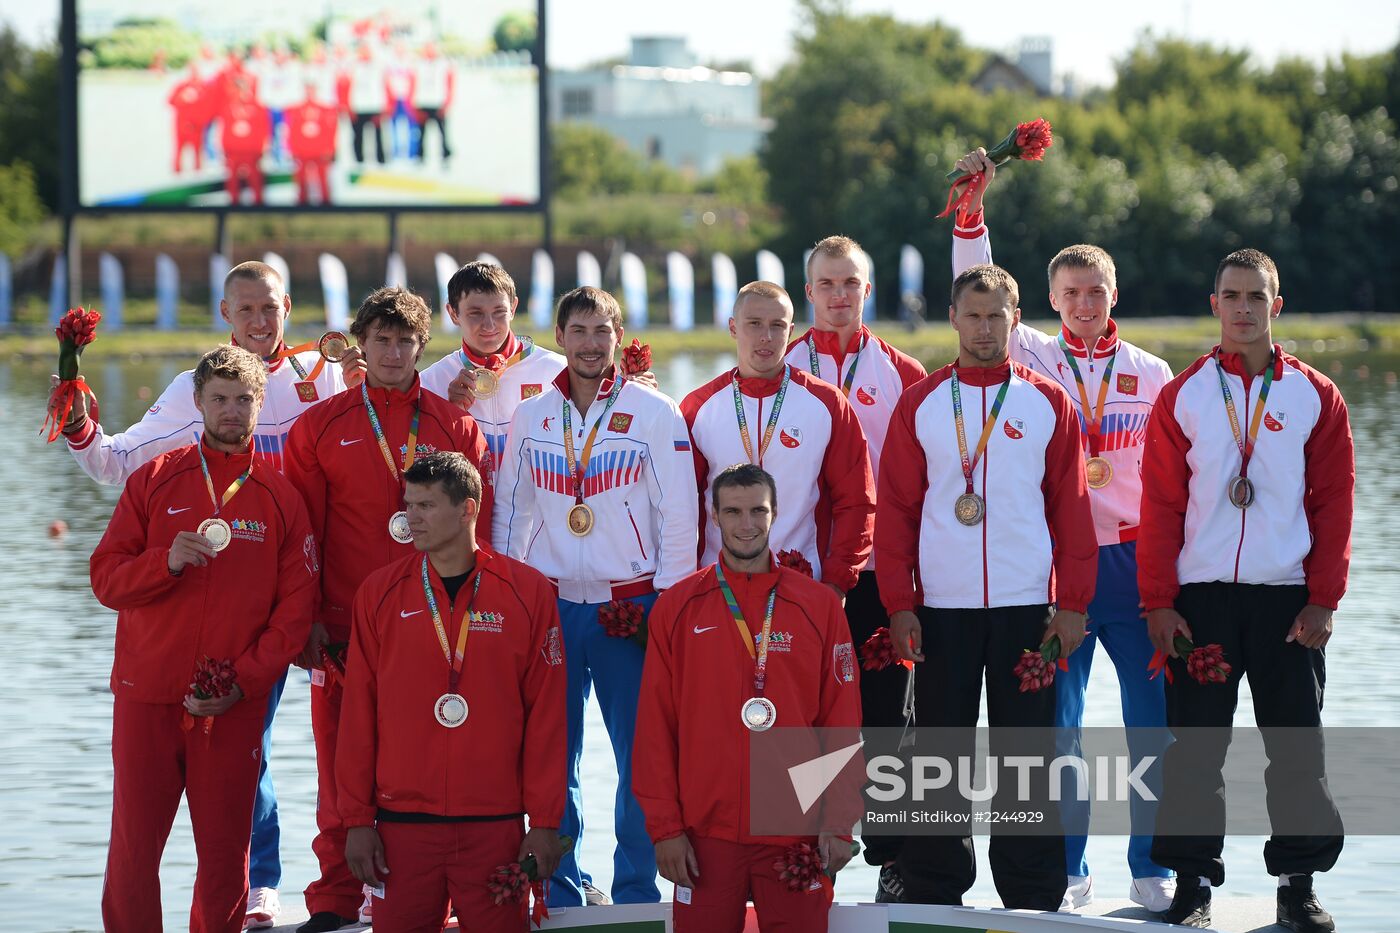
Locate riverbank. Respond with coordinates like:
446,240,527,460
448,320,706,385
3,313,1398,362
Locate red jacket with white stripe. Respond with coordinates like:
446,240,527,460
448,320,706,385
633,555,864,846
783,326,926,571
875,361,1098,613
90,440,318,703
284,376,493,640
336,548,566,828
681,366,875,592
1137,346,1353,610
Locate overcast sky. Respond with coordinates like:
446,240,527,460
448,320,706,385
6,1,1397,88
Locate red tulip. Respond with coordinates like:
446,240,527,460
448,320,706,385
776,549,814,578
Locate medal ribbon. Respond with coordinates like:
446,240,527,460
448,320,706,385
1057,336,1116,457
732,366,790,466
197,437,254,517
462,335,533,374
362,383,422,481
807,332,867,398
265,341,328,381
562,375,625,503
1214,352,1276,478
950,370,1012,495
715,560,779,695
421,555,484,693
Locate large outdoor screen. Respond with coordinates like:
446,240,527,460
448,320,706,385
74,0,543,210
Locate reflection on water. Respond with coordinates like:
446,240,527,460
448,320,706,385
1,347,1397,932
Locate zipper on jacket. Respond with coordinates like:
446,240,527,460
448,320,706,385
982,384,990,608
1231,372,1249,582
624,500,649,560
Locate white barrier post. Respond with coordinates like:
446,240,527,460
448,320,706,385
318,253,351,330
99,252,124,331
711,252,737,327
666,251,694,332
577,250,602,289
155,254,180,331
435,252,459,333
620,253,647,330
529,249,555,328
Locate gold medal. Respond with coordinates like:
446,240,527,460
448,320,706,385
388,510,413,544
434,692,468,728
1085,456,1113,489
472,368,499,398
567,502,595,537
198,517,232,552
318,331,350,363
954,492,985,527
1228,475,1255,510
740,696,777,732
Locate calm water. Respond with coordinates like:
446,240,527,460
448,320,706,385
2,345,1398,932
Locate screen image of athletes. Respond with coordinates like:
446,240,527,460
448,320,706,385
76,0,541,208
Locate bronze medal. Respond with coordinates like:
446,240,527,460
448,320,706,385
1228,475,1255,510
317,331,350,363
1085,456,1113,489
954,492,985,527
567,502,595,537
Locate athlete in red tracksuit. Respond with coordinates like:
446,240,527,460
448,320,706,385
338,452,565,932
634,464,864,932
91,346,316,933
285,288,493,930
286,87,339,206
682,281,874,595
169,65,211,172
221,84,272,205
876,263,1097,909
1137,250,1350,929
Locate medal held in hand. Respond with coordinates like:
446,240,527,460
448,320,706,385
1214,353,1275,511
472,368,500,398
949,369,1011,527
196,440,252,554
421,555,483,728
317,331,350,362
198,517,232,552
388,511,413,544
716,561,780,733
362,383,422,541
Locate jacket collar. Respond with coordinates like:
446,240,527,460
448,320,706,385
1213,343,1284,380
731,364,790,398
1057,319,1119,360
804,325,869,365
951,359,1013,387
551,364,621,402
462,332,521,369
362,373,423,405
197,435,255,472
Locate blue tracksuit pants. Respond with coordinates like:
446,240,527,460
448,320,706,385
248,666,288,889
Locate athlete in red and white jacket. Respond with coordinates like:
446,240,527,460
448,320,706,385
634,464,862,932
419,262,566,479
338,453,565,931
56,263,344,483
90,346,316,933
684,282,874,594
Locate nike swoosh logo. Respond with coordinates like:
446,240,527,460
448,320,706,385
166,507,190,514
693,625,718,635
339,438,363,446
399,609,424,618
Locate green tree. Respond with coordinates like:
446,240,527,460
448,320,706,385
0,161,46,255
550,123,689,199
493,11,537,58
0,27,60,212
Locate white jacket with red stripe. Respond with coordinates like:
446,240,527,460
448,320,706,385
1137,346,1353,610
66,347,345,483
681,365,875,592
419,335,567,482
782,327,925,572
875,361,1098,613
493,367,699,603
950,210,1175,547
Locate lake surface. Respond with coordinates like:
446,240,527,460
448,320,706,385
1,344,1398,932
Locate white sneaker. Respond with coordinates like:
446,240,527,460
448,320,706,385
358,885,374,924
1061,874,1094,910
244,887,280,930
1130,875,1177,913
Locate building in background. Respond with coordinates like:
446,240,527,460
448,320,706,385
972,36,1057,96
550,36,771,177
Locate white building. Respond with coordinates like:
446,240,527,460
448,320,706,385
550,36,772,177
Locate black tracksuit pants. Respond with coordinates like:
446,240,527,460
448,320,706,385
1151,582,1343,885
893,604,1066,910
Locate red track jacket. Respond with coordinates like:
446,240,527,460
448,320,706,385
285,377,493,640
91,440,317,703
633,556,864,846
336,548,566,827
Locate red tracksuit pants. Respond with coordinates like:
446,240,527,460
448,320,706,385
673,834,834,933
373,819,528,932
225,157,265,205
102,695,267,933
305,677,363,917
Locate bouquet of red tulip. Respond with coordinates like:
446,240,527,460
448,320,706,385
1013,633,1071,693
598,599,647,648
937,117,1055,219
487,835,574,926
621,338,652,377
181,656,238,736
43,307,102,442
1149,634,1233,685
773,840,842,893
776,549,813,577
